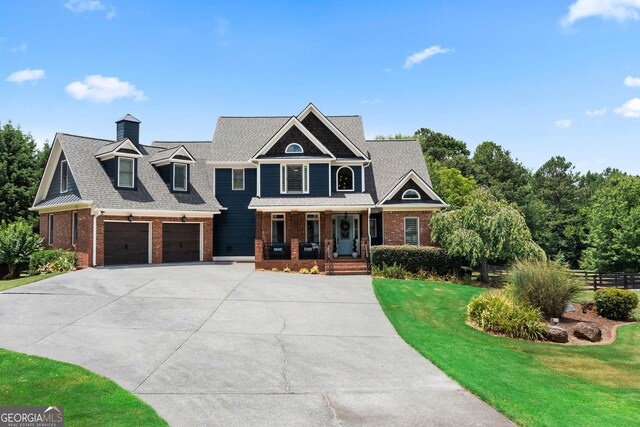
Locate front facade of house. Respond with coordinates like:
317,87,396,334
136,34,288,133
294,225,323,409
31,104,447,273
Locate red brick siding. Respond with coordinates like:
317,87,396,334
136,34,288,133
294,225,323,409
39,208,93,268
382,211,433,246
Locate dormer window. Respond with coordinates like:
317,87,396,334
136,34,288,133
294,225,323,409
118,157,135,188
285,143,304,154
402,189,421,200
173,163,188,191
60,160,69,193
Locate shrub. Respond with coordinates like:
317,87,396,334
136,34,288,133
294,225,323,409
594,289,639,320
505,260,581,318
467,291,546,341
299,267,310,274
29,249,78,275
371,245,464,276
372,263,407,279
283,267,291,273
310,265,320,275
0,220,42,279
271,267,279,272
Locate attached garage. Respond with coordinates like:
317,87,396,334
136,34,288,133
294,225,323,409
162,222,201,263
104,222,150,265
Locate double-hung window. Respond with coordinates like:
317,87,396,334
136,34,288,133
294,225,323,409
72,211,78,245
173,163,188,191
306,213,320,243
280,164,309,194
232,168,244,190
60,160,69,193
369,218,378,238
404,217,419,245
271,213,286,244
48,214,54,245
118,157,135,188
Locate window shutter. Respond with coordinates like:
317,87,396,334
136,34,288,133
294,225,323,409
303,164,309,193
280,165,286,193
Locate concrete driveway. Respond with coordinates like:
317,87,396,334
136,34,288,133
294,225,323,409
0,263,512,426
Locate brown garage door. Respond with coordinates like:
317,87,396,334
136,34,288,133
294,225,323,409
163,223,200,263
104,222,149,265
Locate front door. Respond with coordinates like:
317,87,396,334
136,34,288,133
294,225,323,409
333,215,359,256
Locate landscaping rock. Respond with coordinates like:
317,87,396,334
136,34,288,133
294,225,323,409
546,326,569,343
573,322,602,342
581,302,596,314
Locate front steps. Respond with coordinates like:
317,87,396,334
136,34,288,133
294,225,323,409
328,258,369,275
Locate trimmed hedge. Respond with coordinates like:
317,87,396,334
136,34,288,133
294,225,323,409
594,288,639,320
371,245,465,275
29,249,78,275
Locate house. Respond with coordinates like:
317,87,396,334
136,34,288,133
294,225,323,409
31,104,447,274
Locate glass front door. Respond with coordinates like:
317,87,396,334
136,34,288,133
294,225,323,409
333,214,359,256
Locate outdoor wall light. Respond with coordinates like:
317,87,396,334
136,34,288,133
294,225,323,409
128,214,133,222
181,215,187,223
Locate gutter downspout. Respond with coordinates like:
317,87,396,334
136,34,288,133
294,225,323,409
92,211,99,267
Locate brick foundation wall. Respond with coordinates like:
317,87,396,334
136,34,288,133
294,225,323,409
39,208,93,268
382,210,433,246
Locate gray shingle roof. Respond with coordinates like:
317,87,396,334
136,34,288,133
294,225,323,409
148,145,195,164
94,140,123,157
362,139,432,203
152,141,213,160
116,114,141,123
249,193,375,208
55,134,221,213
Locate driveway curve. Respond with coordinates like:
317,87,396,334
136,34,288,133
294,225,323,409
0,263,512,426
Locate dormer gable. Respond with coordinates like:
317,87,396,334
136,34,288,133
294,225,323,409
95,138,143,161
150,145,196,193
379,170,447,206
252,117,335,160
149,145,196,166
95,139,142,190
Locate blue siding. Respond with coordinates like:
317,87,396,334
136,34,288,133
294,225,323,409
260,163,329,197
156,163,190,193
45,152,80,200
331,165,362,193
102,157,138,190
214,168,256,256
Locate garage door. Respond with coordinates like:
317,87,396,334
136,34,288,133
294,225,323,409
163,223,200,263
104,222,149,265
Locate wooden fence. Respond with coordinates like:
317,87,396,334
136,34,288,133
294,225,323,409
485,265,640,290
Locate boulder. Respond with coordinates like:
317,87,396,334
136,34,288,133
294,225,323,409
546,326,569,343
573,322,602,342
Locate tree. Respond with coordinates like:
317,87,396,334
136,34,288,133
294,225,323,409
0,122,46,226
0,220,42,279
582,174,640,272
414,128,474,176
430,189,545,282
429,164,478,208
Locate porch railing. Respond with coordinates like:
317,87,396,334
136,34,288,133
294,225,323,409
299,242,323,260
263,243,291,260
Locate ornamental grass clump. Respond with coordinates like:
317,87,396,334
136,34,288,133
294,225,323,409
467,291,546,341
505,260,581,319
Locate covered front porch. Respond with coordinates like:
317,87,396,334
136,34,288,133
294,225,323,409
254,210,370,273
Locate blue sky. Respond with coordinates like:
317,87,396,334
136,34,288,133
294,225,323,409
2,1,640,174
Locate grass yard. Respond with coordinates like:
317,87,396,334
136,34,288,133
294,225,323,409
0,272,63,292
0,348,167,426
373,278,640,427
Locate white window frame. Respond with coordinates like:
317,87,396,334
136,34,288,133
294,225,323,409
285,143,304,154
369,218,378,238
173,163,188,192
305,213,321,243
72,211,78,245
48,213,54,245
232,168,245,191
60,160,69,193
336,166,355,192
280,163,309,194
117,157,135,189
404,217,420,245
271,213,286,244
402,189,421,200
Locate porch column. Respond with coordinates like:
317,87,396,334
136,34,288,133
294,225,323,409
291,238,299,261
255,211,263,240
255,239,263,262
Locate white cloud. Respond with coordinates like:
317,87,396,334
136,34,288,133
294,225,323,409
361,99,381,105
9,42,27,53
65,0,105,13
586,107,607,116
555,119,573,129
6,69,45,83
562,0,640,26
614,97,640,117
403,45,450,69
624,75,640,87
65,75,146,102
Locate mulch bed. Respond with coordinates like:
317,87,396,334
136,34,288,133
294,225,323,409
559,302,635,345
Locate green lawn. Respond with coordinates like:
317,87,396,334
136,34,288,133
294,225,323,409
373,278,640,427
0,272,63,292
0,348,167,426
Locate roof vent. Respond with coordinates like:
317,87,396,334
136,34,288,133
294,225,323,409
115,114,141,146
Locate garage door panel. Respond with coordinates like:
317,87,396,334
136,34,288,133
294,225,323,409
163,223,200,263
104,222,149,265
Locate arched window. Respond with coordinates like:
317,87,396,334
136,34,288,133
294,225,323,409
285,143,304,154
337,166,354,191
402,189,421,200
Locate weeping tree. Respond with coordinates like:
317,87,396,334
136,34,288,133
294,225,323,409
431,189,545,282
0,220,42,279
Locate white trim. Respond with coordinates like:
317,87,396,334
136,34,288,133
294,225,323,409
257,164,261,197
212,167,216,198
117,157,135,189
95,138,143,160
60,160,69,194
251,205,372,212
404,217,420,246
30,200,94,213
328,165,331,195
212,256,255,262
377,170,448,206
305,213,321,243
380,204,445,211
255,157,331,164
271,213,286,244
285,143,304,154
149,145,196,166
71,210,78,245
402,189,421,200
97,208,219,217
336,166,355,192
232,168,245,191
48,213,54,245
161,221,205,262
173,163,188,192
280,163,309,195
369,218,378,239
297,103,368,159
205,161,256,168
34,135,62,206
103,220,153,264
92,212,98,266
252,117,335,160
361,165,366,192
